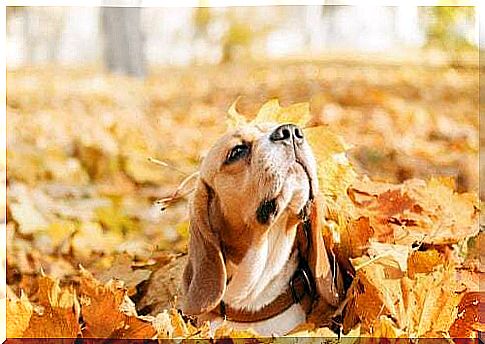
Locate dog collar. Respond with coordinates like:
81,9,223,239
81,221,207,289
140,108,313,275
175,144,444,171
213,262,315,323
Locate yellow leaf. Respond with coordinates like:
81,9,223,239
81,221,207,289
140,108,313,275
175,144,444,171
275,102,311,127
6,292,33,338
304,126,357,200
243,99,313,127
79,268,157,339
95,204,139,234
253,99,281,124
175,221,190,241
214,323,262,339
45,221,77,249
16,275,81,338
226,96,248,129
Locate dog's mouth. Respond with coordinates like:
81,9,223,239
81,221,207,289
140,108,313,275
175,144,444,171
256,156,315,225
295,158,315,223
295,158,314,201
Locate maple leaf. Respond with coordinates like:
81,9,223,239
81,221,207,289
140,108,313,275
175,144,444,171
226,98,312,128
7,275,81,338
6,292,33,338
78,268,156,339
226,96,248,129
344,178,479,247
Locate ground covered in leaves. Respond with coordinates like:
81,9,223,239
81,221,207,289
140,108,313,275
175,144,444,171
5,59,483,341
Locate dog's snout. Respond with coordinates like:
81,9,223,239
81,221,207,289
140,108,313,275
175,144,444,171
270,124,304,144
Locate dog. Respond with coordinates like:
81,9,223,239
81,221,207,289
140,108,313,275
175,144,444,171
182,122,345,336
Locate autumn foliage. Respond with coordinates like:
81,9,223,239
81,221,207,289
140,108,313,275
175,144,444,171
5,62,482,340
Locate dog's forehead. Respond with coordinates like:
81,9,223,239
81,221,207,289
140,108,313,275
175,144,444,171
212,124,278,155
225,123,276,142
200,123,278,178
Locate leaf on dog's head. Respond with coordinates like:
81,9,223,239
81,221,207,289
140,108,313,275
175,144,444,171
276,102,312,127
253,99,281,124
226,97,248,129
252,99,311,127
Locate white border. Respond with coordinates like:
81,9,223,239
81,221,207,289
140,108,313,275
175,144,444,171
4,0,481,7
1,3,6,343
2,1,479,343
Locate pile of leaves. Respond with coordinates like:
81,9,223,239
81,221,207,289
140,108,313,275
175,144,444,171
6,62,482,340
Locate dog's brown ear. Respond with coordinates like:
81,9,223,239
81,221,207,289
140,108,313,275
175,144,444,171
182,179,227,315
307,198,343,308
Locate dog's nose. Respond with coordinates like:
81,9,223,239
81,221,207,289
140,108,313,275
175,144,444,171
270,124,304,144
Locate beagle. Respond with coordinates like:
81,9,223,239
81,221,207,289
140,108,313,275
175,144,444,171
182,123,344,336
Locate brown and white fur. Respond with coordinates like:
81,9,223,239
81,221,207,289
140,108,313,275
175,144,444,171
182,122,344,336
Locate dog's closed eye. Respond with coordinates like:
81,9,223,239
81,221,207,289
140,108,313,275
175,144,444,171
225,143,250,164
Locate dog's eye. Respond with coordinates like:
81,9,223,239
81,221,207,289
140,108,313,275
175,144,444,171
225,144,250,164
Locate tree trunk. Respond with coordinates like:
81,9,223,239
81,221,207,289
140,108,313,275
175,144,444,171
101,6,146,77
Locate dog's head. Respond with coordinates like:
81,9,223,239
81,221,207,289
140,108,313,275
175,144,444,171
182,122,342,315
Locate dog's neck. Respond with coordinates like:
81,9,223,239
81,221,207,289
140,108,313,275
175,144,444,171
218,212,306,335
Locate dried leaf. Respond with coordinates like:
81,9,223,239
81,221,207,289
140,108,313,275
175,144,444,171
344,260,406,334
400,268,463,337
346,178,479,246
138,255,186,315
252,99,311,127
94,253,151,296
7,275,81,338
79,268,156,339
226,96,248,128
448,292,484,339
305,126,357,203
6,292,33,338
340,216,374,258
407,249,445,278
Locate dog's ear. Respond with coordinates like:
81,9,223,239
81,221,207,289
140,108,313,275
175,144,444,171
182,179,227,315
307,198,343,308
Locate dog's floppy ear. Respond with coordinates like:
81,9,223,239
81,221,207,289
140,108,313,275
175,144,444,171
307,198,343,308
182,179,227,315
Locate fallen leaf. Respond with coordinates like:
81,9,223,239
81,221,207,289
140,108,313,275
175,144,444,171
94,253,151,296
6,292,33,338
79,268,156,339
137,255,186,315
407,249,445,278
226,96,248,128
400,267,464,337
7,275,81,338
448,292,484,339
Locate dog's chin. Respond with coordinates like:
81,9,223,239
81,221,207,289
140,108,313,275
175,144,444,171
256,181,310,226
256,158,314,226
287,183,311,216
276,172,312,220
288,158,313,209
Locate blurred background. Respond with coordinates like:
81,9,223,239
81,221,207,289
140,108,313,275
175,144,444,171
6,5,480,68
5,4,480,288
